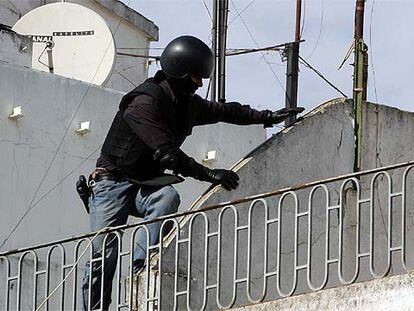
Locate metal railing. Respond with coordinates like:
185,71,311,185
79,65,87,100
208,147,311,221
2,161,414,310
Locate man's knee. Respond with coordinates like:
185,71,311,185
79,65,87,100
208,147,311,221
143,185,180,216
160,186,180,213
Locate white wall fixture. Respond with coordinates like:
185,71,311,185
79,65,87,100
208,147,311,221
202,150,217,164
76,121,90,135
9,106,24,119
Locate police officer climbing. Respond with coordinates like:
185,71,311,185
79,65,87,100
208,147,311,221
81,35,304,310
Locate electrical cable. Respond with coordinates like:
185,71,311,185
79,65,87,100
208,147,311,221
225,41,303,56
205,79,211,100
118,61,148,73
37,45,50,69
299,55,348,98
0,146,101,251
229,0,288,102
369,0,379,102
201,0,213,21
228,0,258,26
35,226,110,311
113,69,137,87
30,146,101,209
201,0,214,45
117,47,164,50
306,0,324,60
337,41,354,71
0,1,132,251
116,52,160,60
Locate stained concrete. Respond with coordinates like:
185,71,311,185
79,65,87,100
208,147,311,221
148,98,414,310
232,271,414,311
152,98,357,310
0,60,264,252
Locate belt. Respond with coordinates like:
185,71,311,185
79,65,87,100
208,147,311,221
94,173,126,183
90,168,126,184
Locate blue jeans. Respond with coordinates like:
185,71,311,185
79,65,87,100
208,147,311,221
82,180,180,310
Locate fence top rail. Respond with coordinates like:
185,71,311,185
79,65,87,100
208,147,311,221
1,160,414,257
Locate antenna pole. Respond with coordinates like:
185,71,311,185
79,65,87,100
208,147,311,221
211,0,218,102
353,0,368,171
284,0,301,126
217,0,229,103
295,0,302,42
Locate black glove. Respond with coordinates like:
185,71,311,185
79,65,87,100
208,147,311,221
203,169,240,190
167,151,240,190
264,107,305,127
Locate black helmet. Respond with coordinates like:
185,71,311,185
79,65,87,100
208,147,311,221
160,36,214,79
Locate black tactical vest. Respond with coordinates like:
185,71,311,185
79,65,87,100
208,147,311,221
101,78,173,175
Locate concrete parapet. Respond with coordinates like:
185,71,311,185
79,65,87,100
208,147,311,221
232,271,414,311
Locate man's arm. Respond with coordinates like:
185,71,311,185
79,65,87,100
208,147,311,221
191,95,304,127
124,95,239,189
153,146,239,190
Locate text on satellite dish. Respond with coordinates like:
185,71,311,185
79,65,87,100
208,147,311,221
53,31,94,36
30,36,53,43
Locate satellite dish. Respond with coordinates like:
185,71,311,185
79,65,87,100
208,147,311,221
12,2,116,85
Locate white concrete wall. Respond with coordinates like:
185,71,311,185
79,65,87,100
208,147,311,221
233,271,414,311
0,59,265,252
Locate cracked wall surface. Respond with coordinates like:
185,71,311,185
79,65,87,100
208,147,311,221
154,99,357,310
0,61,265,253
233,271,414,311
151,99,414,310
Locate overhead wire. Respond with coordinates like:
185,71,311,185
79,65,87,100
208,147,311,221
113,69,138,87
117,52,160,60
2,0,278,243
369,0,379,102
117,47,164,50
299,55,348,98
1,1,296,249
0,0,132,251
30,146,101,210
229,0,287,102
0,145,101,251
229,0,286,130
306,0,324,60
35,226,109,311
228,0,258,26
201,0,213,21
226,41,303,56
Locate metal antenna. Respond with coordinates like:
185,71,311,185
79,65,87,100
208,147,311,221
353,0,368,172
217,0,229,103
284,0,302,126
210,0,218,102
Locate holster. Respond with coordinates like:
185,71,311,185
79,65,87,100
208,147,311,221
76,175,91,214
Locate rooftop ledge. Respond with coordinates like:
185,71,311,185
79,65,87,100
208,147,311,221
94,0,159,41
